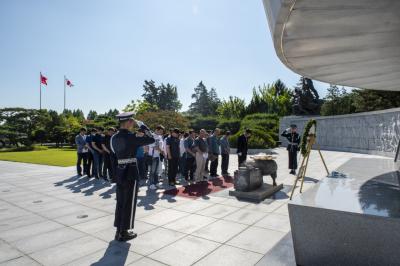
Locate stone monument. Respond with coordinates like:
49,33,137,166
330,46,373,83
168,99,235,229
229,153,283,202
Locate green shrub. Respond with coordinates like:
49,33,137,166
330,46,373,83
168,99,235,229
190,116,219,131
217,119,241,134
240,113,279,131
229,113,279,149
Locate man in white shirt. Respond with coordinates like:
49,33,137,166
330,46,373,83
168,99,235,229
148,125,165,190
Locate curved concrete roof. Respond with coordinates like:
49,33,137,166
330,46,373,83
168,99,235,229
263,0,400,91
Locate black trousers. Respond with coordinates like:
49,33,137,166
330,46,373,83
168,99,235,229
184,157,196,180
288,148,298,170
102,153,113,180
114,165,139,231
86,151,93,177
210,154,219,176
221,153,229,174
137,158,146,179
77,152,88,175
168,158,179,183
238,153,247,166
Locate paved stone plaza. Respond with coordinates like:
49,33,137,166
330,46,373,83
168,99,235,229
0,148,387,266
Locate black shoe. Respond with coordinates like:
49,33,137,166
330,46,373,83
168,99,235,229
273,181,277,187
289,170,295,175
117,230,137,242
78,173,82,177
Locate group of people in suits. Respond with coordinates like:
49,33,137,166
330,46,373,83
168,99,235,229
75,111,254,241
76,111,301,242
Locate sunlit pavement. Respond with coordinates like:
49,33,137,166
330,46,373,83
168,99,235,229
0,148,387,266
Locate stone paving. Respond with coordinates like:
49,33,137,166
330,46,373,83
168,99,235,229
0,148,388,266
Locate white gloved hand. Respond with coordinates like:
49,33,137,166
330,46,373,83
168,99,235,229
136,120,151,131
237,152,242,156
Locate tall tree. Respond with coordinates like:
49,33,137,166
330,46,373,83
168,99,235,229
62,109,73,117
87,110,98,120
217,96,246,119
158,83,182,111
141,80,182,111
246,80,292,116
105,109,119,118
321,85,356,116
189,81,221,116
208,88,221,114
0,108,47,146
123,100,158,115
353,89,400,112
142,80,159,107
72,109,85,121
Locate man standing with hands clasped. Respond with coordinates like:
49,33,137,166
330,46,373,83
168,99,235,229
281,124,301,175
183,130,196,182
194,129,208,182
110,112,154,241
237,129,252,166
220,131,231,176
91,127,105,179
75,128,88,177
166,128,181,186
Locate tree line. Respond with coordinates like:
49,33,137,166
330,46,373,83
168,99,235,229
1,77,399,149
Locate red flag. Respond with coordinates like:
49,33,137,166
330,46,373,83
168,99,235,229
66,78,74,87
40,74,48,86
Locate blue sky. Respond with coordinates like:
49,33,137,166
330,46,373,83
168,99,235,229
0,0,330,115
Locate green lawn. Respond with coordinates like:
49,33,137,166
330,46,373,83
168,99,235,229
0,148,77,167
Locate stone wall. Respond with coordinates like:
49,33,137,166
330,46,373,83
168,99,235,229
280,108,400,157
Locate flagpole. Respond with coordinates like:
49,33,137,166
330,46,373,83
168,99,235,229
64,75,66,111
40,72,42,110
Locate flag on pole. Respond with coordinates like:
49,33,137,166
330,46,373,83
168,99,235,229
65,78,74,87
40,73,48,86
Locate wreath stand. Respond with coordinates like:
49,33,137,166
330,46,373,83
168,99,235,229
289,133,329,200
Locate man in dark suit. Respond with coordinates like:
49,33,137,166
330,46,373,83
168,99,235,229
102,127,116,181
237,129,252,166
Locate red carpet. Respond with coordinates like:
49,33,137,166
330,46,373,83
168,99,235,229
163,176,234,199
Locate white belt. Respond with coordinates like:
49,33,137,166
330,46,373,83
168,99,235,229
117,158,137,165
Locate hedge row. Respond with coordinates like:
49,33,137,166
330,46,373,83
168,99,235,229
189,113,279,149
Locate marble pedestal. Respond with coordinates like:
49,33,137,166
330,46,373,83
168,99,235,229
229,183,283,202
289,158,400,266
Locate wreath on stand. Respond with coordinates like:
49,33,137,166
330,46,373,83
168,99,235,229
300,119,317,156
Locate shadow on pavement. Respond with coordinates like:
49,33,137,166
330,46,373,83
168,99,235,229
54,175,114,197
91,241,131,266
